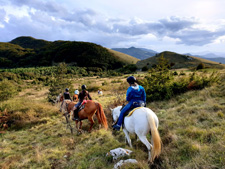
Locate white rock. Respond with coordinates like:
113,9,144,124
114,159,138,169
106,148,132,160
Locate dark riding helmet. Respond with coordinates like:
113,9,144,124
82,85,86,90
127,76,136,84
65,88,69,92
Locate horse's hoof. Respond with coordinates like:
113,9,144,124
77,129,82,135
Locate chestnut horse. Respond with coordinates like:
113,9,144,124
76,100,108,132
60,100,76,115
73,94,79,102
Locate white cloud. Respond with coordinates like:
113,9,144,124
0,0,225,53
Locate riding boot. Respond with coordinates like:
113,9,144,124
72,108,79,121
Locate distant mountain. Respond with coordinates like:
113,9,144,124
137,51,225,69
201,57,225,64
111,47,157,60
184,53,225,64
0,36,138,69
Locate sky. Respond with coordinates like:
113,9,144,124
1,0,225,55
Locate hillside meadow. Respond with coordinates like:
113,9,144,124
0,69,225,169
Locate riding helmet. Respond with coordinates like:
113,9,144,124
127,76,136,84
82,85,87,90
65,88,69,92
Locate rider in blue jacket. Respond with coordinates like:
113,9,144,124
112,76,146,131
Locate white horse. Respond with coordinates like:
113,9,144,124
111,106,161,162
60,99,72,113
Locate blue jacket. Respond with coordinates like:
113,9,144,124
126,85,146,102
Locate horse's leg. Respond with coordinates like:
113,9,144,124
137,135,153,162
79,121,83,130
88,117,94,132
123,129,132,148
75,120,79,129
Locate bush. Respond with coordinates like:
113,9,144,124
48,78,74,103
140,56,220,102
196,63,205,70
119,64,137,74
142,66,148,71
0,79,18,101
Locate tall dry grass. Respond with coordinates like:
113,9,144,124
0,70,224,168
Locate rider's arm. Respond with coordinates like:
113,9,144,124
88,92,92,100
126,87,132,101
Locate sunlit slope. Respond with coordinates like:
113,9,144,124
107,48,140,64
136,51,225,69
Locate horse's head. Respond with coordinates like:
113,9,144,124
110,106,122,125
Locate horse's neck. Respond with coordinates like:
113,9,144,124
115,106,122,117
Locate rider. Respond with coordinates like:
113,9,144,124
72,85,92,120
63,88,72,100
73,89,79,102
60,88,72,110
112,76,146,131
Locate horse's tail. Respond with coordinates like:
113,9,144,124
147,112,161,161
95,102,108,129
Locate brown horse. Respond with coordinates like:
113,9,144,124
60,100,76,115
73,94,79,102
75,100,108,132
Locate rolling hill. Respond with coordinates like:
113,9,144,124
107,48,139,64
136,51,225,69
10,36,51,49
0,36,138,69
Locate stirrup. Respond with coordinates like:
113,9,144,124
113,124,121,131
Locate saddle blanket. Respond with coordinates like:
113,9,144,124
127,107,143,117
81,100,91,105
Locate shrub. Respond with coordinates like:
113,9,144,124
48,78,74,103
119,64,137,74
173,71,178,75
196,63,205,70
140,55,220,102
142,66,148,71
0,79,18,101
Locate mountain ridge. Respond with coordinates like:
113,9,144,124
111,47,157,60
136,51,225,69
0,36,138,69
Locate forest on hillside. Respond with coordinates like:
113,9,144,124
0,37,125,69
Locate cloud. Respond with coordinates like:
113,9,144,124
0,8,6,20
1,0,225,50
170,28,225,46
112,17,197,36
9,0,67,14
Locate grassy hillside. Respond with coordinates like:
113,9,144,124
0,70,224,168
0,42,35,67
10,36,51,49
136,51,225,69
107,48,139,64
0,37,137,69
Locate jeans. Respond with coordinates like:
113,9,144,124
117,100,145,126
75,101,81,108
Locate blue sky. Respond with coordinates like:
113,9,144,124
1,0,225,55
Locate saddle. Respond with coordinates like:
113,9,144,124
77,100,91,112
122,101,145,117
122,101,145,125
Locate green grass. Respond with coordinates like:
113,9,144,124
1,70,225,168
